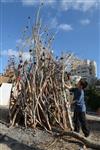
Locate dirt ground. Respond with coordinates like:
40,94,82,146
0,108,100,150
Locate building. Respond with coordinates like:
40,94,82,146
0,76,9,85
70,59,97,83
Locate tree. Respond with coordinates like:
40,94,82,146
86,85,100,111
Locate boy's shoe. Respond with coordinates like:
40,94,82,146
79,145,86,150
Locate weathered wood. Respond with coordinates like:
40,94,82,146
53,129,100,150
9,4,81,132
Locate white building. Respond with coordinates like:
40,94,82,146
70,59,97,83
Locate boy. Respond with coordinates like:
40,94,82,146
65,79,90,137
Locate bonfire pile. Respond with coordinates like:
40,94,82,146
9,5,78,131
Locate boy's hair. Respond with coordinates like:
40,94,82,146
79,79,88,89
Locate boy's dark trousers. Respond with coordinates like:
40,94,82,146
73,109,90,137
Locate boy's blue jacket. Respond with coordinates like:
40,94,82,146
70,88,86,112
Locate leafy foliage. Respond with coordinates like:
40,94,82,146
86,86,100,111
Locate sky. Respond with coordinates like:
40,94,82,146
0,0,100,78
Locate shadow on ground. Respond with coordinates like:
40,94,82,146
0,133,44,150
88,120,100,131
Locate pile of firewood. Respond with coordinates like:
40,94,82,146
9,5,79,131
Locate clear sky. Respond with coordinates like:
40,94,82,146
0,0,100,78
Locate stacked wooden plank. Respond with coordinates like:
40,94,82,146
9,5,79,131
9,52,74,131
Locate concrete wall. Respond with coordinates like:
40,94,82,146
0,83,12,107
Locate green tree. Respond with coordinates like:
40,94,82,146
86,86,100,111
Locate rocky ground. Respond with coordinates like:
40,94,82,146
0,109,100,150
